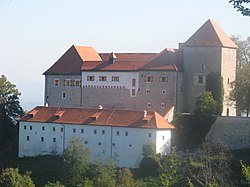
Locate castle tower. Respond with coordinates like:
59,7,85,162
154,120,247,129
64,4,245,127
181,19,238,116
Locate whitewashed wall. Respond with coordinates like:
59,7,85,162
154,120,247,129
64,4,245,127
82,72,139,96
19,121,172,168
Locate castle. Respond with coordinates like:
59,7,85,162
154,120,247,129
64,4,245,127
43,19,237,116
18,19,237,167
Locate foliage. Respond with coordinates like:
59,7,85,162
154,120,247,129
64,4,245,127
231,35,250,67
90,160,117,187
194,91,217,116
116,168,135,187
240,160,250,185
62,136,90,187
229,63,250,116
139,142,161,177
0,167,35,187
45,181,65,187
187,142,231,187
205,72,224,115
158,147,185,187
0,75,23,118
229,0,250,16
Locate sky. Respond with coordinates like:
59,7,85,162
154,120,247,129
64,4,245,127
0,0,249,111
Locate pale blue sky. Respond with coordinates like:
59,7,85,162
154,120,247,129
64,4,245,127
0,0,249,110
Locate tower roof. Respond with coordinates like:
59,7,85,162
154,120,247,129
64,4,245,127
184,19,238,49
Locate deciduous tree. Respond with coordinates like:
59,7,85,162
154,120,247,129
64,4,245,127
194,91,217,116
229,0,250,16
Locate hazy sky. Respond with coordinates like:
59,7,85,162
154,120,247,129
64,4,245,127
1,0,249,110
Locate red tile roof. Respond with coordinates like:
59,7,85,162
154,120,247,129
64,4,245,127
184,19,238,48
81,53,157,71
20,106,175,129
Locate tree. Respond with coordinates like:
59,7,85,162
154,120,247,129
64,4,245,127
194,91,217,116
0,168,35,187
0,75,24,118
188,142,231,187
229,63,250,116
206,72,224,115
240,160,250,185
45,181,65,187
116,168,135,187
62,136,90,187
229,0,250,16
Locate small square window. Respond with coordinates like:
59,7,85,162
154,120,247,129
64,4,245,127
112,143,115,146
41,137,44,142
30,126,32,130
198,75,204,84
131,89,136,96
102,130,105,135
53,138,56,142
146,89,150,94
162,89,166,94
42,126,45,131
160,76,168,83
54,79,59,87
98,142,102,146
24,125,26,130
81,129,84,133
94,130,97,134
129,144,132,147
75,80,81,87
27,136,30,141
85,141,88,144
148,133,152,138
145,75,153,83
53,127,56,132
125,131,128,136
117,131,119,136
147,103,151,108
161,103,165,108
73,128,76,133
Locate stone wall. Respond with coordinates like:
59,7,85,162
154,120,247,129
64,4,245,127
206,116,250,150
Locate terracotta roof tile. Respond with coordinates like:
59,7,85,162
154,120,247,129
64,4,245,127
184,19,238,48
20,106,175,129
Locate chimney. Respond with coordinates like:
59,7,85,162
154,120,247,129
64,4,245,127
98,105,103,109
109,52,117,64
143,110,147,118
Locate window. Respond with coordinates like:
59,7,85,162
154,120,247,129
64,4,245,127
27,136,30,141
70,80,75,87
112,143,115,146
87,76,94,81
73,128,76,133
42,126,45,131
41,137,44,142
53,138,56,142
145,75,153,83
62,92,66,99
162,89,166,94
125,131,128,136
129,144,132,147
160,76,168,83
201,64,205,69
61,127,63,132
198,75,204,84
85,141,88,144
147,103,151,108
132,79,136,86
162,136,165,140
30,126,32,130
161,103,165,108
53,127,56,132
99,76,107,81
146,89,150,94
98,142,102,146
227,78,230,84
148,133,152,138
112,76,119,82
94,130,97,134
54,79,59,87
24,125,26,130
102,130,105,135
132,89,136,96
63,79,70,87
81,129,84,133
75,80,81,87
117,131,119,136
